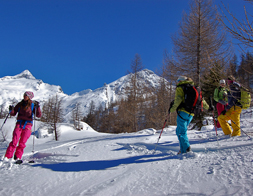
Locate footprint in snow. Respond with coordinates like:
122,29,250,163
68,145,77,151
207,167,215,174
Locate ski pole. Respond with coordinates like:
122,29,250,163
0,111,11,132
32,105,37,153
29,104,37,163
209,96,219,145
225,114,251,139
153,115,169,153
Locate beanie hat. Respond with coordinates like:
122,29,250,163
176,76,188,83
24,91,34,100
219,79,226,84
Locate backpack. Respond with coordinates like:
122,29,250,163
177,83,203,116
238,87,251,109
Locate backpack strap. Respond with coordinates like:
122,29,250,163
217,86,222,97
192,86,199,111
176,84,186,110
31,102,34,119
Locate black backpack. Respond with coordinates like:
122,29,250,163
177,83,203,117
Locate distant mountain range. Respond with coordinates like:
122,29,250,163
0,69,168,122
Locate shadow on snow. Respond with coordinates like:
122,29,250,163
31,152,178,172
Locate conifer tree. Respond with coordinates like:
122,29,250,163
125,53,145,132
83,101,96,129
171,0,229,86
72,103,82,130
41,94,63,141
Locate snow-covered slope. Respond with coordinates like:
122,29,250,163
0,69,168,122
0,108,253,196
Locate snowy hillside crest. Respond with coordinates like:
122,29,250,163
0,69,168,122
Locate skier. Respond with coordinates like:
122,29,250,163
3,91,41,164
218,76,242,137
213,79,228,128
169,76,209,154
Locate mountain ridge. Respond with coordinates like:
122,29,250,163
0,69,168,122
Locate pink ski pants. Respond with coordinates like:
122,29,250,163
5,123,32,159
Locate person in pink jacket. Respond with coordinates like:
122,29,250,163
4,91,42,164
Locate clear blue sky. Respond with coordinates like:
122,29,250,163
0,0,251,95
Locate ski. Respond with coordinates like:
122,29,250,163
14,158,36,165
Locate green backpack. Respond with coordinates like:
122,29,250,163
239,87,251,109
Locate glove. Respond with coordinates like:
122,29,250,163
9,105,14,111
218,100,227,105
168,100,174,114
208,105,214,112
33,101,40,108
221,110,226,115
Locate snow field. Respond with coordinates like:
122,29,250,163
0,115,253,195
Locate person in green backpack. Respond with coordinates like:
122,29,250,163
213,79,228,128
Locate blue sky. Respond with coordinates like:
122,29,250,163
0,0,251,95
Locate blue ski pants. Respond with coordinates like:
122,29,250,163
176,111,193,153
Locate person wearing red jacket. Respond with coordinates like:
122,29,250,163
4,91,42,164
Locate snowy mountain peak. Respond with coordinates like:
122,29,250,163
13,70,35,80
139,69,155,75
0,70,66,112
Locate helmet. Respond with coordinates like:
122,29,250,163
219,79,226,84
176,76,188,83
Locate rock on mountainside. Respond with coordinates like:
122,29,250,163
0,69,169,122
